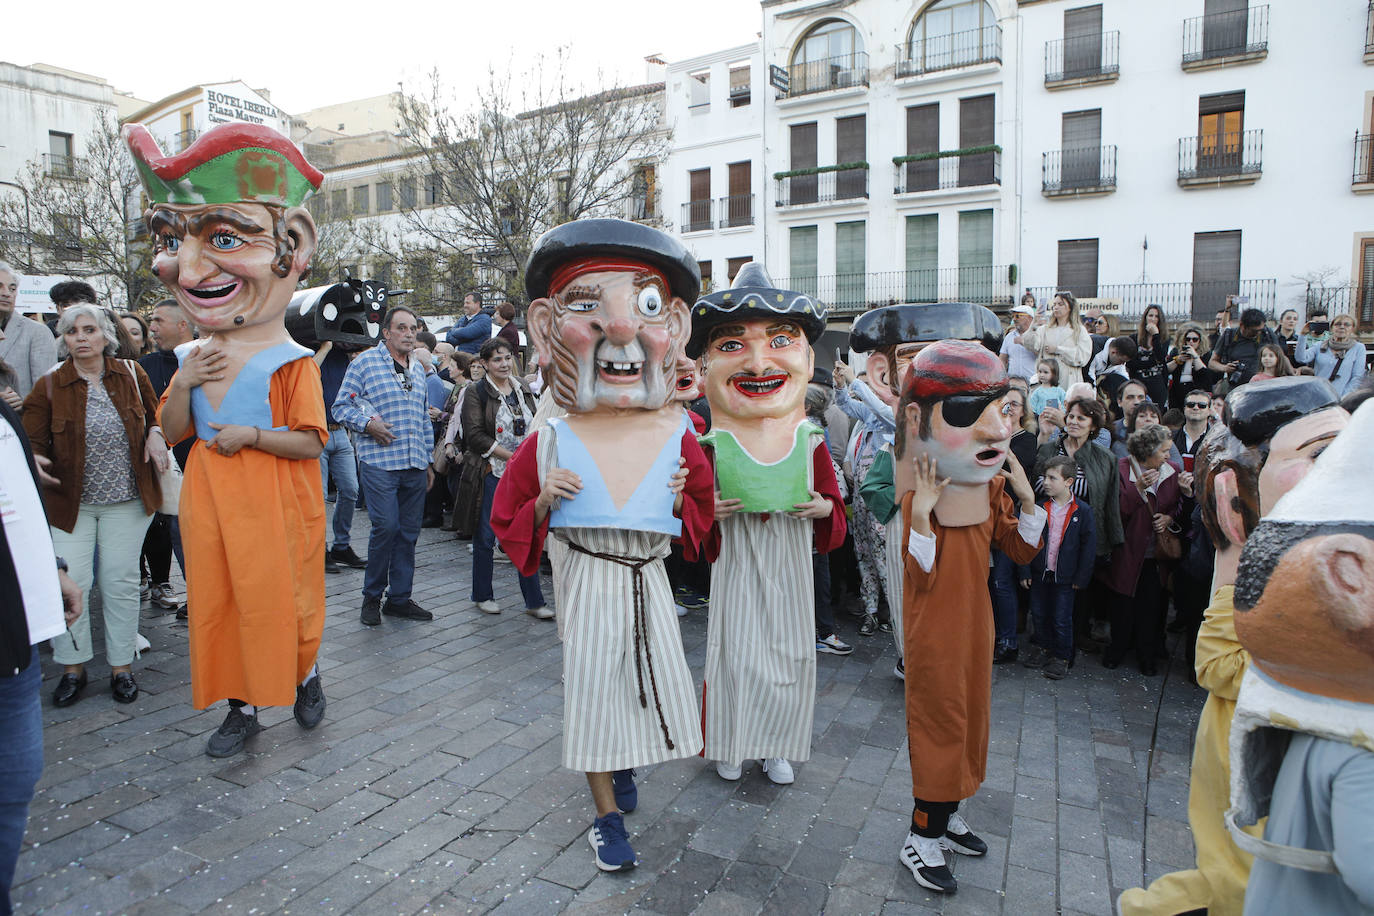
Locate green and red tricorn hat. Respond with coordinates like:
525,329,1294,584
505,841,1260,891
123,122,323,208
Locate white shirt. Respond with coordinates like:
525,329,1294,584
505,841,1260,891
1001,328,1039,382
0,420,65,649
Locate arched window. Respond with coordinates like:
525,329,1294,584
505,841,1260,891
903,0,1001,76
788,19,868,95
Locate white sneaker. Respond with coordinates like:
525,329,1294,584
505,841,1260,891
900,832,956,893
761,757,794,785
675,604,689,617
715,760,742,781
150,583,182,609
476,600,501,615
524,605,554,620
134,633,152,655
494,551,512,565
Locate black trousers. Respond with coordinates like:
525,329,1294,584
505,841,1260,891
911,798,959,838
141,513,174,584
1107,559,1164,666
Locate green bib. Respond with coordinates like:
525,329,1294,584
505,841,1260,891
700,420,820,513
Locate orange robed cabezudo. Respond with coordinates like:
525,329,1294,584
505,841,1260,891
900,476,1041,801
160,357,329,710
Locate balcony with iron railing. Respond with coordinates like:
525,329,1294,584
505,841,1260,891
775,165,869,207
897,25,1002,78
1182,5,1268,70
1178,129,1263,186
624,194,654,222
717,193,754,228
1044,31,1120,87
43,153,82,180
776,266,1014,315
1027,279,1278,323
1367,0,1374,62
1042,146,1117,197
893,148,1000,194
1355,134,1374,191
784,52,870,99
174,129,200,153
681,199,714,233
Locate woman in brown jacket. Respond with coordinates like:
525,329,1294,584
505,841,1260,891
22,305,167,707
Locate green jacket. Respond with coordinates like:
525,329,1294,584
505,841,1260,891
1034,439,1123,556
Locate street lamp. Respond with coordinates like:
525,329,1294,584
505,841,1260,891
0,179,33,272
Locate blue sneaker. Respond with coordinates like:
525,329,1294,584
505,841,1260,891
612,769,637,813
588,811,637,871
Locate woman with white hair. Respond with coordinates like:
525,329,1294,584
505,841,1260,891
21,304,167,707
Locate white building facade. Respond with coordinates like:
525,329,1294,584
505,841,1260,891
126,81,292,156
1015,0,1374,325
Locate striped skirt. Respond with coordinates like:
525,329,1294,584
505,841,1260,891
703,512,815,764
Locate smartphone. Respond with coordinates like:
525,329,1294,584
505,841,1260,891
1047,397,1062,410
1309,321,1330,336
1183,454,1195,473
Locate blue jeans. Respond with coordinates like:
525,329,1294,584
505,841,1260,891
0,647,42,915
1030,575,1077,661
357,462,426,603
472,473,545,608
990,548,1020,650
320,428,359,550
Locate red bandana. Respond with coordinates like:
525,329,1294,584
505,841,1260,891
548,257,668,297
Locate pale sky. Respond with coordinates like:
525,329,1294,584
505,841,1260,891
11,0,762,115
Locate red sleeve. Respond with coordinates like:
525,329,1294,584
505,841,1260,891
490,433,549,577
811,442,847,554
676,430,715,559
689,445,722,563
688,409,707,435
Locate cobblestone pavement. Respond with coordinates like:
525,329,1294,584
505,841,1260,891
15,518,1205,915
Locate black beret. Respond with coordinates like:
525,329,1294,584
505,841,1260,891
1226,377,1341,447
848,302,1003,355
687,262,827,359
524,218,701,303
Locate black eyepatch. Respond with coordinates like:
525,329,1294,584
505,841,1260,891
939,388,1008,428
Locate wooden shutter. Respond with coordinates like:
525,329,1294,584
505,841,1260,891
957,209,994,302
728,161,750,197
727,256,752,283
905,103,939,191
1192,230,1242,321
836,221,866,309
790,122,818,204
688,168,710,231
698,260,713,291
905,214,938,301
1202,0,1247,58
1063,5,1103,78
836,115,866,199
1358,239,1374,328
1061,109,1102,188
790,226,819,297
959,95,995,186
1057,239,1100,297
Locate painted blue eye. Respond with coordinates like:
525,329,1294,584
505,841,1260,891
160,234,180,252
566,298,597,313
210,231,243,250
717,339,742,352
770,334,794,348
637,286,663,317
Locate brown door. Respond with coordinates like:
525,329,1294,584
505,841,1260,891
688,168,710,231
836,115,866,200
726,161,751,226
905,103,938,191
959,95,995,186
1198,92,1244,176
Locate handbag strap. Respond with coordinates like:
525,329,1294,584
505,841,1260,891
1128,455,1159,514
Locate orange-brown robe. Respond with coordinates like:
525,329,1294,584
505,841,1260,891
161,357,328,709
901,477,1042,801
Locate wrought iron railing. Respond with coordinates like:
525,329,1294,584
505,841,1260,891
174,129,200,153
681,199,713,233
624,195,654,222
1178,129,1263,182
898,25,1002,77
893,150,1001,193
1366,0,1374,56
43,154,81,179
1027,279,1278,323
1354,133,1374,186
775,167,869,207
1044,30,1120,82
717,193,754,228
1042,146,1117,194
1182,5,1268,64
776,266,1014,315
1302,284,1374,330
785,52,870,98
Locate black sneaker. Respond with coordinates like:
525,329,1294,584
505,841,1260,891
900,832,956,893
361,596,382,626
1020,645,1050,669
175,605,188,621
1044,657,1070,681
859,614,878,636
383,599,433,621
330,546,367,569
294,674,326,729
942,813,988,857
993,644,1019,664
325,556,340,574
206,707,262,758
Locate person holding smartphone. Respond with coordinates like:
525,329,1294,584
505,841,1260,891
1295,313,1367,398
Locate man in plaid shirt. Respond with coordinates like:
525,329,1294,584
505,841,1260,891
333,307,435,626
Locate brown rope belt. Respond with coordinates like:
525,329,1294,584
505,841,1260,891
565,541,674,751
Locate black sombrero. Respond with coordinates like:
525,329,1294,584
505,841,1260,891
686,262,827,359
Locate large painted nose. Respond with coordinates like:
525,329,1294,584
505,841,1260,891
174,237,217,288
